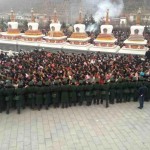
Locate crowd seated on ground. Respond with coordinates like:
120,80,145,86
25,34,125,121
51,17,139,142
0,50,150,114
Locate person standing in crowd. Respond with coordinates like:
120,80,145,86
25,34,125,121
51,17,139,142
138,83,148,109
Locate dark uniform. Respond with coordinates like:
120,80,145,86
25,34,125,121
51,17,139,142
77,80,85,106
69,81,77,106
138,83,148,109
122,79,130,102
14,82,26,114
35,81,44,110
26,81,35,109
85,82,93,106
93,80,101,105
61,80,69,108
101,83,109,108
4,82,15,114
51,81,60,108
109,80,116,104
146,81,150,101
0,83,5,113
43,81,51,109
116,78,123,103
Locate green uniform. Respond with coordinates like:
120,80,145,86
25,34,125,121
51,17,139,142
0,86,5,113
101,84,109,108
61,84,69,108
109,83,116,104
147,81,150,101
26,85,35,109
4,85,15,114
144,81,150,101
129,82,136,101
93,83,101,105
69,84,77,106
35,85,44,110
122,82,130,102
77,84,85,106
85,83,93,106
51,84,60,108
15,86,26,114
43,85,51,109
116,82,123,103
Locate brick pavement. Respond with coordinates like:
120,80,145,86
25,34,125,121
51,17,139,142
0,102,150,150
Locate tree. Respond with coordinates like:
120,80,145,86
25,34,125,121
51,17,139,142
0,18,7,31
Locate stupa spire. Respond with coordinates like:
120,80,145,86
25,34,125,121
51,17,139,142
53,8,58,23
10,9,15,22
105,9,109,25
136,8,141,25
31,8,35,22
78,9,83,24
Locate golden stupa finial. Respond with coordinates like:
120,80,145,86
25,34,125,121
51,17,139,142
53,8,58,23
10,9,15,22
78,9,83,24
31,8,35,22
105,9,109,25
136,8,141,25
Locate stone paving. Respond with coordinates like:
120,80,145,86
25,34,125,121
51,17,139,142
0,102,150,150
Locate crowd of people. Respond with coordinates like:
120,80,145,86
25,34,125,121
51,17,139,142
0,50,150,114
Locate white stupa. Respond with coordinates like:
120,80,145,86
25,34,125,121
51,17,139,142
64,9,91,51
119,8,148,55
21,8,44,42
90,9,120,53
0,9,21,40
43,9,67,47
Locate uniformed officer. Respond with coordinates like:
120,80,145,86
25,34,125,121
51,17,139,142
116,78,123,103
138,82,148,109
14,82,26,114
43,81,51,110
35,81,44,111
26,81,35,109
4,81,15,114
93,79,101,105
109,78,116,104
122,78,130,102
61,79,69,108
69,79,77,106
85,80,93,106
101,82,109,108
51,80,60,108
77,80,85,106
0,82,5,113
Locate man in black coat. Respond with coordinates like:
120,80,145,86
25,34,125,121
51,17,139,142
138,83,148,109
145,49,150,60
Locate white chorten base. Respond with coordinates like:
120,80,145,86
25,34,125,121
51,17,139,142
0,32,21,40
0,39,17,45
90,45,120,53
41,42,66,49
67,37,90,46
21,34,44,42
63,42,92,51
91,39,119,53
118,46,148,55
118,39,148,55
123,39,147,49
94,39,117,48
44,36,67,44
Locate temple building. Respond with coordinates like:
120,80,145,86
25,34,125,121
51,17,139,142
119,8,148,55
21,8,44,42
64,9,91,50
90,9,120,53
43,9,67,45
0,9,21,40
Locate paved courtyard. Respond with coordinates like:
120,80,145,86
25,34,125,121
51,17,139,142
0,102,150,150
